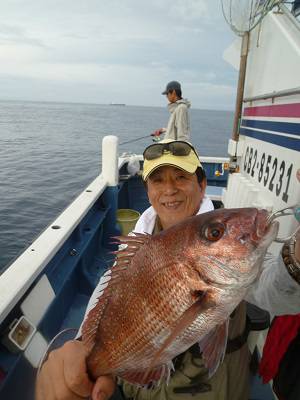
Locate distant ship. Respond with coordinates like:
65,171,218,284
109,102,126,106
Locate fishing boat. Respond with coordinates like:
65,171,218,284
0,1,299,399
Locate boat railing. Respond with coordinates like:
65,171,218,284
119,154,230,166
243,86,300,103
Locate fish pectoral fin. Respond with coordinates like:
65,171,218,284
146,293,215,375
198,320,229,378
119,362,173,386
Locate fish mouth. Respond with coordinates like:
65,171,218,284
252,209,279,247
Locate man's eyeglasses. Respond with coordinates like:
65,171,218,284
143,141,197,160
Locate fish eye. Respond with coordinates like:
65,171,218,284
204,223,225,241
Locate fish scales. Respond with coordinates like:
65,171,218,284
82,208,279,384
109,257,191,368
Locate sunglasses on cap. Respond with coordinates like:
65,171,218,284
143,141,198,160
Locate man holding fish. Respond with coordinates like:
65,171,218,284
36,140,300,400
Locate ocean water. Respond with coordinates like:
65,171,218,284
0,100,233,272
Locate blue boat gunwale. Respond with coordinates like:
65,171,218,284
0,174,109,326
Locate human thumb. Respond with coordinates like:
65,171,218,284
91,375,116,400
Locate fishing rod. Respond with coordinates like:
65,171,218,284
119,134,151,146
119,133,162,146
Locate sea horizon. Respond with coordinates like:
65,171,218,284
0,97,235,113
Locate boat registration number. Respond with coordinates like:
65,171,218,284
242,145,293,203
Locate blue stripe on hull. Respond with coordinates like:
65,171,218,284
241,119,300,136
239,127,300,151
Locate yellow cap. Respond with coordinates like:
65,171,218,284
142,139,202,181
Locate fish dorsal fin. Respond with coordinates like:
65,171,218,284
113,232,151,248
81,269,113,348
144,291,216,380
198,320,229,377
81,233,151,348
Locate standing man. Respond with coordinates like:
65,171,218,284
152,81,191,141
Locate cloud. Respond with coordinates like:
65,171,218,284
168,0,210,21
0,23,46,48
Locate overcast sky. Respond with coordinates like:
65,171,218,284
0,0,238,110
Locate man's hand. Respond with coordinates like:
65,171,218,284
92,376,116,400
36,340,116,400
151,128,166,137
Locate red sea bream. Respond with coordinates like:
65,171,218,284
81,208,278,385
